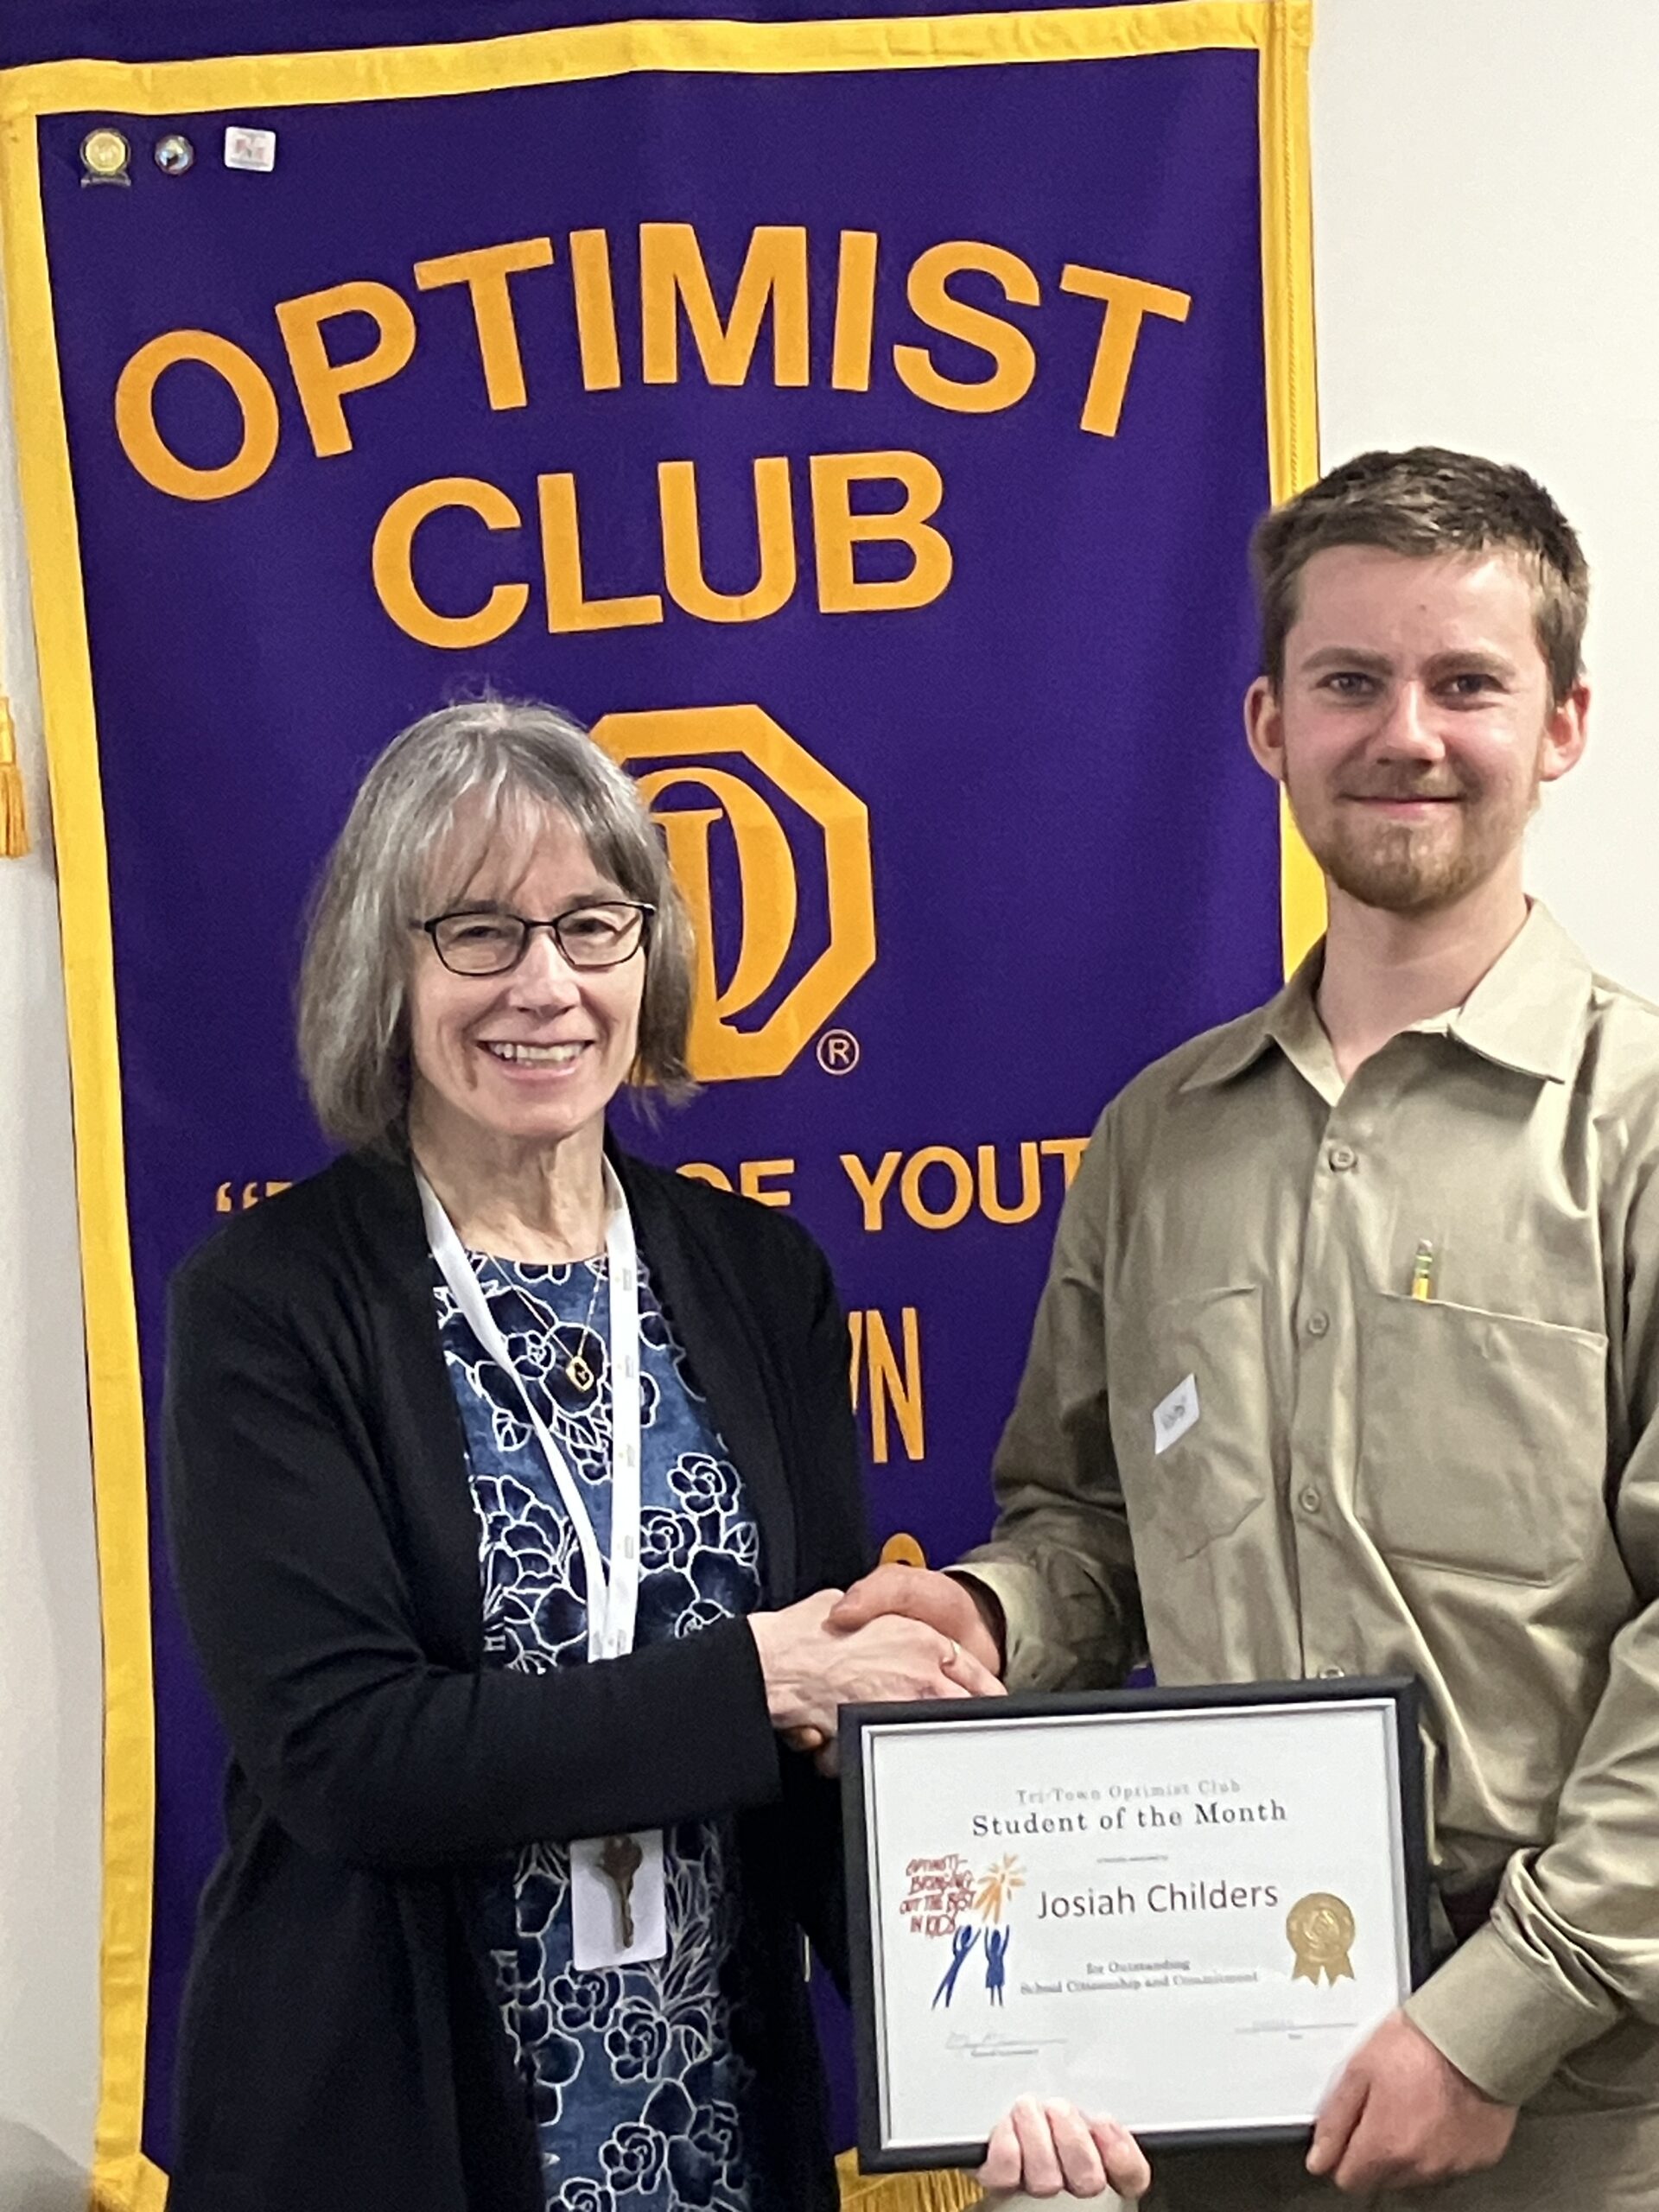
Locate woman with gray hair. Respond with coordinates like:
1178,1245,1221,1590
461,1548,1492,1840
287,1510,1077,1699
160,699,1003,2212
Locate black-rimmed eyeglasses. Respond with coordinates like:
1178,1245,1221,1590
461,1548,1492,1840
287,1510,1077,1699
414,901,654,976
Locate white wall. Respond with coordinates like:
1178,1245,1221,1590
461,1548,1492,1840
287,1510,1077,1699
4,3,1659,2197
1310,0,1659,995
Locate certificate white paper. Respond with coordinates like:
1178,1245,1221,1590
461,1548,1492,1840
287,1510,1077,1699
844,1683,1427,2164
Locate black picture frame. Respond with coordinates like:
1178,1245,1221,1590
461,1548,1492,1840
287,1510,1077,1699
840,1675,1431,2174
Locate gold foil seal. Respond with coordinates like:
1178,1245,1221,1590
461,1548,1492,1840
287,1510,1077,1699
1287,1891,1356,1984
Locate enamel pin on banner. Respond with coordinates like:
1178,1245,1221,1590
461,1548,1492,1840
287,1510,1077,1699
841,1677,1430,2171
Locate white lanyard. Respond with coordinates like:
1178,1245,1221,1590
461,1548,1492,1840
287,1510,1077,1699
417,1160,644,1663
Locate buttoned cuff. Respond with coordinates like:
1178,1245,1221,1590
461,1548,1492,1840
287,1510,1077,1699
1404,1923,1611,2106
949,1560,1070,1691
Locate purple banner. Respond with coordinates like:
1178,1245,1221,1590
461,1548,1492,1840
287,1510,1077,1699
5,5,1310,2185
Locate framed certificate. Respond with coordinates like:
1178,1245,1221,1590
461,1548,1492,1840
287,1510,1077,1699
841,1677,1430,2171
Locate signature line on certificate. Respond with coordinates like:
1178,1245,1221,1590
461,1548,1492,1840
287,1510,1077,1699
1096,1853,1171,1866
946,2032,1068,2060
1236,2021,1360,2036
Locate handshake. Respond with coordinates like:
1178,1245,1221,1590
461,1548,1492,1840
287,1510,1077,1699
748,1561,1007,1760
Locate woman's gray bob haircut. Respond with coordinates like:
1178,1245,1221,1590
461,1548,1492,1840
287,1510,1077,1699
298,698,695,1147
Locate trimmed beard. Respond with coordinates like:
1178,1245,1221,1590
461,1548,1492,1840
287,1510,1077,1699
1287,770,1541,918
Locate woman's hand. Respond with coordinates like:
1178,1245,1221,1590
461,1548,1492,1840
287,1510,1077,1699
979,2097,1152,2202
748,1590,1004,1744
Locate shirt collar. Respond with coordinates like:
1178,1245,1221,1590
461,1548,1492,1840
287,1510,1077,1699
1179,900,1592,1095
1411,900,1592,1083
1177,944,1325,1094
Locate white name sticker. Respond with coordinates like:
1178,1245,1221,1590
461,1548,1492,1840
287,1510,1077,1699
570,1828,667,1969
1153,1372,1200,1456
223,125,276,173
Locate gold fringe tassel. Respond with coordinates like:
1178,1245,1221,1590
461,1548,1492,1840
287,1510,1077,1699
836,2151,982,2210
0,696,30,857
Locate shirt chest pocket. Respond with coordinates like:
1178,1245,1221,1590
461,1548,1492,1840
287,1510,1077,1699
1356,1291,1608,1585
1122,1284,1268,1560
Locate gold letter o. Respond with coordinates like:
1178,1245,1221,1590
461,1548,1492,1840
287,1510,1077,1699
114,329,281,502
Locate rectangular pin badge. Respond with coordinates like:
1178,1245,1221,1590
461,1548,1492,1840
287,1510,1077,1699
223,126,276,173
1152,1371,1199,1456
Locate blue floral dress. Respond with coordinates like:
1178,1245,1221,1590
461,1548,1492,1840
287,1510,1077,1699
435,1244,769,2212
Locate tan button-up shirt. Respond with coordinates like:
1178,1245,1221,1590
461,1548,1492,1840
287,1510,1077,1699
961,903,1659,2107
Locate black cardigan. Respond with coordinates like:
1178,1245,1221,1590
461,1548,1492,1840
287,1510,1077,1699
162,1144,871,2212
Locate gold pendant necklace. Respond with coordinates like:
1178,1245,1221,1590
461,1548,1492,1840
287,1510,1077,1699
566,1258,605,1392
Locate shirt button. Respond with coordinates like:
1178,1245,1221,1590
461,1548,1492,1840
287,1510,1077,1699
1299,1486,1321,1512
1319,1664,1345,1680
1306,1311,1331,1339
1328,1145,1357,1172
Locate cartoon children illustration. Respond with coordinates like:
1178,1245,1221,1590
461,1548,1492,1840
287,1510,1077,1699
984,1924,1010,2005
933,1921,979,2008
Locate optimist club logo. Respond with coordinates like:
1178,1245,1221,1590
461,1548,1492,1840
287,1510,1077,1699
592,704,876,1083
897,1851,1025,2010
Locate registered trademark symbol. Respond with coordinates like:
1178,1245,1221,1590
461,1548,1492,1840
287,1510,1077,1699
817,1028,861,1074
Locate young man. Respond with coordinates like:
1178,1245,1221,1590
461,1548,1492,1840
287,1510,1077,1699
835,448,1659,2205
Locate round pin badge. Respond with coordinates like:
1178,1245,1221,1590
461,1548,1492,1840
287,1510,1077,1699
155,133,195,176
79,127,131,183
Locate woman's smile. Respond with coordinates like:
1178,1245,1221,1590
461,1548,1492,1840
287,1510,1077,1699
478,1037,593,1070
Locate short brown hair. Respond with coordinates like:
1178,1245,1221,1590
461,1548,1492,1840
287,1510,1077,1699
1250,447,1589,704
299,699,695,1147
